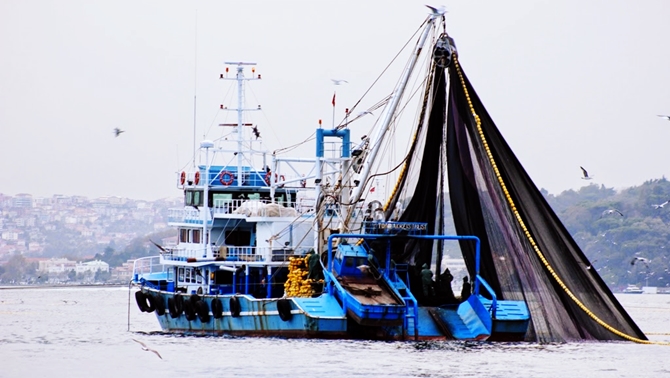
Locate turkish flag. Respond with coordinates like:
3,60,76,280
332,93,336,107
370,187,375,192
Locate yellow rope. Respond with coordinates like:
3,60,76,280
452,56,668,346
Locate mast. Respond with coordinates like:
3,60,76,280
220,62,261,186
342,12,443,228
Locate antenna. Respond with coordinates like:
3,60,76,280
192,10,198,169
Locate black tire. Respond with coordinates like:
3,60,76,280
143,293,156,313
190,294,201,305
135,291,148,312
167,297,180,318
276,298,292,321
153,294,166,316
229,296,241,318
183,298,197,321
195,300,210,323
168,294,185,318
211,298,223,319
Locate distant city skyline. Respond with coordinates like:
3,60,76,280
2,1,670,200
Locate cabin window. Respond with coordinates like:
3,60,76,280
185,268,192,283
344,257,354,267
179,229,189,243
193,191,202,206
247,193,261,200
192,229,201,243
225,230,251,246
178,267,184,282
196,269,203,284
185,190,204,207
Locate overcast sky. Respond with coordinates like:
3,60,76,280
2,1,670,200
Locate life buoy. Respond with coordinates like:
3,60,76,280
168,295,183,318
276,298,292,321
211,298,223,319
264,172,285,188
220,170,234,186
195,300,210,323
153,294,166,316
180,171,186,185
135,291,148,312
229,296,241,317
194,171,200,185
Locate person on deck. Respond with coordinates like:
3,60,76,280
421,264,435,297
307,250,323,280
461,276,471,301
438,267,456,302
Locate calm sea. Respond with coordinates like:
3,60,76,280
0,286,669,378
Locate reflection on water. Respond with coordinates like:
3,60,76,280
1,287,669,377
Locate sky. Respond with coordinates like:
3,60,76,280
2,0,670,201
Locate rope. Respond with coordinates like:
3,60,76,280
452,56,668,346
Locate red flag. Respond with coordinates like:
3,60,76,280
370,187,375,193
332,92,336,107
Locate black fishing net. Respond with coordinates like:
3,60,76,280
445,59,646,342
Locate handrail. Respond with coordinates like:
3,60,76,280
475,274,497,319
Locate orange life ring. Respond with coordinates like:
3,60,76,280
264,172,285,188
194,171,200,185
219,171,234,186
180,171,186,185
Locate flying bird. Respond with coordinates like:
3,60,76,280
331,79,348,85
600,209,623,218
251,126,261,139
580,166,593,180
630,257,650,266
652,200,669,209
114,128,125,137
425,5,447,15
657,115,670,121
132,339,162,359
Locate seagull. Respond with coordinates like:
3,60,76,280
331,79,348,85
652,200,669,209
425,5,447,15
657,115,670,121
586,259,598,270
132,339,162,359
356,265,370,274
630,257,650,266
600,209,623,218
580,166,593,180
114,128,125,137
251,126,261,139
150,240,168,254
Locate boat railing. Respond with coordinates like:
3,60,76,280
132,256,167,282
475,274,497,319
167,208,206,224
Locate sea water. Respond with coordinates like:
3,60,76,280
1,286,669,378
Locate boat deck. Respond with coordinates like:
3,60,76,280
337,275,403,306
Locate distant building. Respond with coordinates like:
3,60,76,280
75,260,109,273
12,194,33,208
111,260,135,283
38,258,77,273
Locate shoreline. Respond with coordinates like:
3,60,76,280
0,283,128,290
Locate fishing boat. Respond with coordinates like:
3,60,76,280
131,7,647,343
